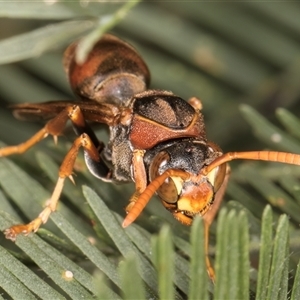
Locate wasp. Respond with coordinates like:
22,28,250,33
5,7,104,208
1,34,300,279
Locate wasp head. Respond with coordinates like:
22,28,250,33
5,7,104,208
148,140,226,225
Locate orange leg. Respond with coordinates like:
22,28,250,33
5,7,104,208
125,149,147,213
0,105,88,157
1,105,106,241
4,133,100,241
203,165,231,281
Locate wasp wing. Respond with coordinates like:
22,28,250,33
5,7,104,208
10,101,121,126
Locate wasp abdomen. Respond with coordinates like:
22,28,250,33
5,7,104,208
64,34,150,105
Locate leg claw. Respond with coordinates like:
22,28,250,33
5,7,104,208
3,223,34,242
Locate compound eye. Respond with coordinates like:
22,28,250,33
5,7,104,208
206,145,227,192
149,151,180,204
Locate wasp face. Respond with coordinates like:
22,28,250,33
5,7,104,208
148,140,226,225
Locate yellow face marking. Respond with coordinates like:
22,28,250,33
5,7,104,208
177,179,214,215
177,198,194,212
206,167,218,187
170,176,184,195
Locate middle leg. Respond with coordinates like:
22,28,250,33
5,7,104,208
4,105,111,240
4,132,103,241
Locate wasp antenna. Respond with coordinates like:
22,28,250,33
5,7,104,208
123,177,166,227
122,197,147,227
202,151,300,175
123,169,190,227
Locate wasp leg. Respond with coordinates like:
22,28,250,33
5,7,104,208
125,150,147,213
4,105,111,240
0,107,72,156
0,104,107,157
68,106,111,180
203,165,231,281
4,133,101,241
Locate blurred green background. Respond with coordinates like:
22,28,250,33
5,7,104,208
1,1,300,299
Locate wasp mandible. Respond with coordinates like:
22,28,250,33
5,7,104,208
1,34,300,280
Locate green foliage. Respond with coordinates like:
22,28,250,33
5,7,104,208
1,1,300,299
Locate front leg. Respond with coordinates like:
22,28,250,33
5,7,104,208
125,149,147,213
203,165,231,281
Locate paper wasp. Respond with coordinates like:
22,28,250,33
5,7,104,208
1,34,300,280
